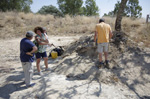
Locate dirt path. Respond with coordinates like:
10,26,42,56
0,35,150,99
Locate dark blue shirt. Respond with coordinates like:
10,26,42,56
20,38,35,62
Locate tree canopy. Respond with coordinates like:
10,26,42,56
83,0,99,16
57,0,83,16
38,5,63,17
0,0,33,13
126,0,142,18
104,0,142,18
57,0,99,16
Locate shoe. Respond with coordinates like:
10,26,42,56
26,83,36,88
45,68,51,71
105,60,110,69
98,62,104,68
38,72,43,76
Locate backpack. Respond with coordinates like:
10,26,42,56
49,46,64,57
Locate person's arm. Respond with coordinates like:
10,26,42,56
94,31,97,42
40,33,49,43
26,46,37,56
38,41,49,45
109,28,113,40
40,38,49,43
36,37,49,45
94,25,97,42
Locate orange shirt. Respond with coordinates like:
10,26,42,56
95,22,111,43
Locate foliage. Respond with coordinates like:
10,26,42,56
0,0,33,13
38,5,63,17
104,0,142,18
126,0,142,18
57,0,83,16
84,0,99,16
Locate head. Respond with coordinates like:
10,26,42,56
34,27,44,35
99,18,105,23
42,27,47,33
26,31,34,40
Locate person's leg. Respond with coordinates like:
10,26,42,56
104,43,109,68
99,53,103,62
22,62,33,86
104,43,109,61
36,58,41,72
22,62,27,84
42,52,48,69
104,52,108,61
97,43,103,62
29,62,34,83
36,52,41,72
43,57,48,69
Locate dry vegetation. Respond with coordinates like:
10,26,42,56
0,12,98,39
0,12,149,46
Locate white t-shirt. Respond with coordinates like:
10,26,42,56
44,33,48,39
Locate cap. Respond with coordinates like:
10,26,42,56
26,31,34,37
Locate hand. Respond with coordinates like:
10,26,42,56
109,39,114,42
48,43,52,47
36,37,41,41
26,52,33,56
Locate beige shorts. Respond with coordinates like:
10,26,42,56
97,43,109,53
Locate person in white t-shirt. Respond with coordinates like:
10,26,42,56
42,27,48,39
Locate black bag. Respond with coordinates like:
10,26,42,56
49,46,64,57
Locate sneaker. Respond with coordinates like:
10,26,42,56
45,68,51,71
38,72,43,76
98,62,104,68
26,83,36,88
105,60,110,69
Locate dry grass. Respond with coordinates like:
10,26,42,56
0,12,99,39
0,12,149,47
103,16,150,47
134,24,150,47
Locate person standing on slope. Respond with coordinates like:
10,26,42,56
94,19,113,68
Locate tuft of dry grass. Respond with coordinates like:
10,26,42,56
134,24,150,47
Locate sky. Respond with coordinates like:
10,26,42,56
30,0,150,18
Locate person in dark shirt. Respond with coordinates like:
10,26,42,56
20,31,37,87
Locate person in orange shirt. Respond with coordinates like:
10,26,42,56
94,19,113,68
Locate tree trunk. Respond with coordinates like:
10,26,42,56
115,0,128,31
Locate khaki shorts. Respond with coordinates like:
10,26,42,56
97,43,109,53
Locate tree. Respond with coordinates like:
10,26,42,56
57,0,83,16
126,0,142,18
115,0,128,31
104,11,114,17
0,0,33,13
38,5,63,17
105,0,142,18
84,0,99,16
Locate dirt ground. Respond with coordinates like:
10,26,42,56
0,34,150,99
